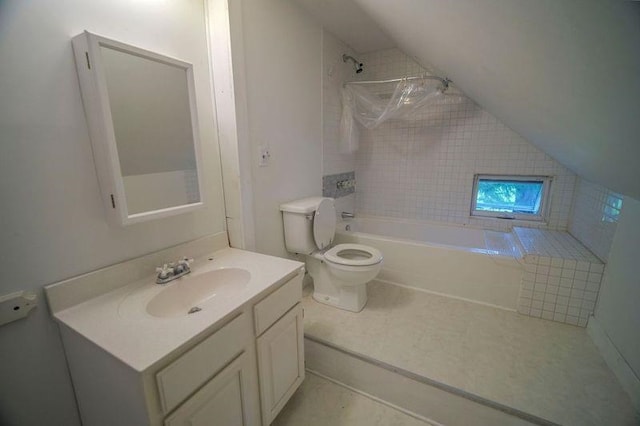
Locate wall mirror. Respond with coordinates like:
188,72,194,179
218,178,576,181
72,31,204,226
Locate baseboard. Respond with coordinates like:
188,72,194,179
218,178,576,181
587,316,640,412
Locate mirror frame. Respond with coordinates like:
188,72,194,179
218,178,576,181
72,31,205,226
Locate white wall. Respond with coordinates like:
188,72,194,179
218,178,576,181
594,196,640,378
0,1,226,424
237,0,322,257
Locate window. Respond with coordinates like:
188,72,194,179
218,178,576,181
471,175,552,221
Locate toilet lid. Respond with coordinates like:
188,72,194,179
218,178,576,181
313,198,336,250
324,243,383,266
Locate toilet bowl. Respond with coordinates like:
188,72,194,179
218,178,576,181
324,243,382,285
280,197,383,312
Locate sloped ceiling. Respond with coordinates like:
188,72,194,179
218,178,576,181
295,0,640,199
293,0,395,52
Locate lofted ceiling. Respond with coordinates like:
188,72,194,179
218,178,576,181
293,0,640,200
292,0,394,53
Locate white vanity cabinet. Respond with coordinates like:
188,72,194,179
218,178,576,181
55,265,305,426
253,275,306,424
256,304,305,424
164,351,256,426
155,312,260,426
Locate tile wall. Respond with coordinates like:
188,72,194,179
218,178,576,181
322,31,357,176
352,49,577,231
568,178,623,262
322,31,358,215
514,227,604,326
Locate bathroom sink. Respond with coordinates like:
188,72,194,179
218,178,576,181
145,268,251,318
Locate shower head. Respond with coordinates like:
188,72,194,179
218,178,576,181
343,54,364,74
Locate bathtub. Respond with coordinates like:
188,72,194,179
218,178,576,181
334,217,524,310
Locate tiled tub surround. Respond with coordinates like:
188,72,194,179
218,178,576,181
569,177,624,262
321,31,358,177
302,282,640,426
335,217,605,327
350,48,577,231
515,227,604,327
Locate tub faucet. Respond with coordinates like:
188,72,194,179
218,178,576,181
341,211,355,219
155,257,194,284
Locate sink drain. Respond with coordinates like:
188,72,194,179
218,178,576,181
188,306,202,314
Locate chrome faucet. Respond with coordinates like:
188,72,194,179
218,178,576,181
156,257,194,284
341,211,355,219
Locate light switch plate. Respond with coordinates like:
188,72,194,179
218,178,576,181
259,146,271,167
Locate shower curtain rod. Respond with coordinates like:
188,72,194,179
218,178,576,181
344,75,451,89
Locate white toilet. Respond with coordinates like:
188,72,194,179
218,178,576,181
280,197,383,312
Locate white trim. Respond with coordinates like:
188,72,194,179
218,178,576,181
204,0,256,250
304,337,546,426
376,278,518,313
306,369,443,426
587,316,640,412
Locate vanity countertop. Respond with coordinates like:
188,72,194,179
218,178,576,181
50,248,304,372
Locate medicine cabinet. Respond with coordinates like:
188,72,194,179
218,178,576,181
72,31,204,226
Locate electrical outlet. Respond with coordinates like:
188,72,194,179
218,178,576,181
259,146,271,167
0,291,38,327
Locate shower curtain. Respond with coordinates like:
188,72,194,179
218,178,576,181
338,78,443,154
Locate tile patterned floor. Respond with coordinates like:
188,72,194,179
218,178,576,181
272,372,429,426
302,281,639,426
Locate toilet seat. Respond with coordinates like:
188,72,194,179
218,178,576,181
324,244,383,267
313,198,336,250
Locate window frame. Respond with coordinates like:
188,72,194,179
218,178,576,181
470,174,552,222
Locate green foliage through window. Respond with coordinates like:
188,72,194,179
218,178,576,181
476,180,543,214
471,175,552,221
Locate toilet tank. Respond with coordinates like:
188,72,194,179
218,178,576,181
280,197,326,254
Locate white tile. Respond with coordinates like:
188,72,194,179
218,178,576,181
560,278,573,288
549,267,562,277
568,178,622,262
588,272,603,283
551,258,564,267
573,280,587,290
352,48,577,230
553,312,566,322
567,306,581,316
558,287,571,297
586,281,601,292
574,270,588,281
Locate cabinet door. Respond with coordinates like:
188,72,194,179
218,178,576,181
256,304,305,425
165,351,259,426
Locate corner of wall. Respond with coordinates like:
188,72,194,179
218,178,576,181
587,316,640,412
